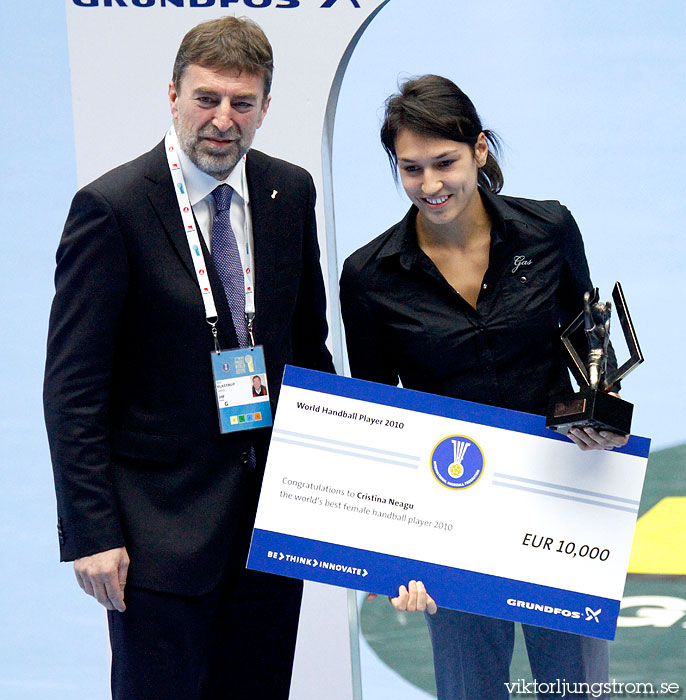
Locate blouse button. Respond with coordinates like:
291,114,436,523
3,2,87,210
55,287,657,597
520,276,528,283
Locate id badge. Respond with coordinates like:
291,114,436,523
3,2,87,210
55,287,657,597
211,345,273,433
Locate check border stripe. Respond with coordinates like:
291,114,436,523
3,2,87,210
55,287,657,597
273,428,420,461
492,480,638,513
248,529,619,640
271,436,420,469
283,366,651,458
492,472,641,505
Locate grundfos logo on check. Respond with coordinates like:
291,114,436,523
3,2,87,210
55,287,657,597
430,435,485,490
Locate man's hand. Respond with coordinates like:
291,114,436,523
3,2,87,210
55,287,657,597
367,580,437,615
74,546,130,612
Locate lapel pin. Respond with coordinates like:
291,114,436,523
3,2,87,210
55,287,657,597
271,190,278,199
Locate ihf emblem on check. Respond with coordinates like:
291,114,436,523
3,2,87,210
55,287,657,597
431,435,485,490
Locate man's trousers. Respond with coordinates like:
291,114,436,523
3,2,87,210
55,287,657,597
107,568,303,700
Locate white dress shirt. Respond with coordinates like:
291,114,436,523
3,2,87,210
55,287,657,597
173,128,254,279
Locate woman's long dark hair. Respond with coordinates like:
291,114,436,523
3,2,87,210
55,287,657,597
381,75,503,193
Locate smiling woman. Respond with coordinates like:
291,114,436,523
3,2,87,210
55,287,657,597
339,73,628,700
394,129,490,308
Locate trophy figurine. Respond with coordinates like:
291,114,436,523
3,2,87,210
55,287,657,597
546,282,643,436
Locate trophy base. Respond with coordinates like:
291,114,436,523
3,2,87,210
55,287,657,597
546,390,633,435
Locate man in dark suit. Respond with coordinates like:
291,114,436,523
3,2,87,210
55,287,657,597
44,16,334,700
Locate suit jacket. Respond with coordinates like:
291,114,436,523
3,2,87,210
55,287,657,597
44,141,334,595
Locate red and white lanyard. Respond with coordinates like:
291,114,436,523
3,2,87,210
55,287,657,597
164,127,255,347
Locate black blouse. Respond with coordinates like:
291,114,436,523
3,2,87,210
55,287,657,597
340,188,613,416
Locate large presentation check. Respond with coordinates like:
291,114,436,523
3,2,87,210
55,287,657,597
247,366,650,640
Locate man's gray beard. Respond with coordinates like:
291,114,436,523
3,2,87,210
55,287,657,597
176,124,245,179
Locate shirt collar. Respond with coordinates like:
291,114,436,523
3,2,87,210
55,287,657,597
478,187,531,229
171,126,248,206
377,187,528,269
376,206,420,269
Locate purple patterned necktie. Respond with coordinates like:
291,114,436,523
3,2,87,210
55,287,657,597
211,184,249,347
211,184,256,468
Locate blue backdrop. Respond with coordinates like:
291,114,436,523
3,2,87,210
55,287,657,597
1,1,683,698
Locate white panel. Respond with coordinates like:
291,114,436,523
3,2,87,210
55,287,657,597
64,2,392,698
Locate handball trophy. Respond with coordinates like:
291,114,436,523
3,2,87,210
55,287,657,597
546,282,643,436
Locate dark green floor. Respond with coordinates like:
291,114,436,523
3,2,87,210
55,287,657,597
360,443,686,696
